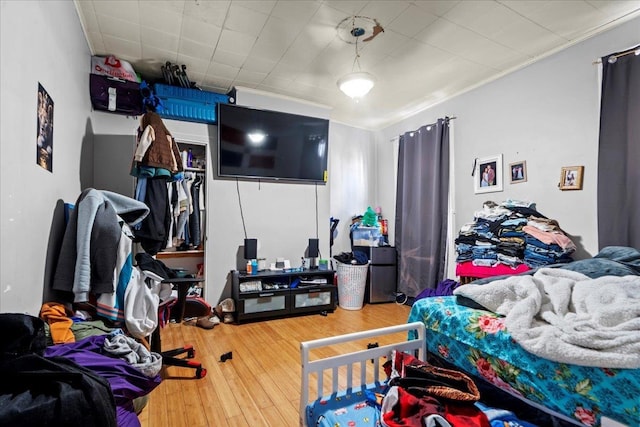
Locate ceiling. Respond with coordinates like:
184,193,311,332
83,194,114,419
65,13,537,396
75,0,640,130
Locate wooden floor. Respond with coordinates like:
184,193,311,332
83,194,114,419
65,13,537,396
138,302,412,427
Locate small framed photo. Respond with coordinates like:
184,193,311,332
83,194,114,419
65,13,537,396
559,166,584,190
509,161,527,184
474,154,503,194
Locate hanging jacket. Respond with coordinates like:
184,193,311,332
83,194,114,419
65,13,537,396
53,189,150,303
134,111,184,173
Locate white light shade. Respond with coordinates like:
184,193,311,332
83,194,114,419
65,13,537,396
337,71,375,98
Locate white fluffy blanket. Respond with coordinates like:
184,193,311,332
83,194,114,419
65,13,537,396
453,268,640,369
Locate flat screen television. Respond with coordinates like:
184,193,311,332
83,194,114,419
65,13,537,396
217,103,329,183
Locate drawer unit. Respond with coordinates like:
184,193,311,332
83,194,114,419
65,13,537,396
290,285,335,315
236,289,290,323
232,269,335,323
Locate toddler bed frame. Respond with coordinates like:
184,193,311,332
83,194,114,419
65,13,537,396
299,321,426,427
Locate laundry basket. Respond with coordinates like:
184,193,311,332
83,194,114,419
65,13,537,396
335,261,369,310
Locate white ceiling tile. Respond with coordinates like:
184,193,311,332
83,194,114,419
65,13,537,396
248,37,289,61
142,8,184,36
178,38,215,61
183,0,230,27
501,0,602,39
92,0,140,24
322,1,367,16
207,61,240,80
270,1,322,23
269,60,308,81
235,68,268,85
235,0,276,14
140,0,186,14
415,18,484,57
388,41,452,68
73,0,639,129
242,56,278,74
295,70,336,88
141,45,177,62
213,49,247,68
259,15,306,45
261,74,295,90
87,31,106,55
97,14,141,42
297,22,338,51
102,34,142,59
217,29,257,56
180,15,222,44
358,1,410,26
586,0,640,17
279,36,325,66
443,1,512,38
386,4,439,38
174,55,211,76
201,75,234,92
224,3,269,37
76,2,100,31
140,27,179,52
358,29,409,57
310,3,353,27
412,0,461,17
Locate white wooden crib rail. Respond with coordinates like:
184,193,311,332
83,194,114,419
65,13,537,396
299,321,426,426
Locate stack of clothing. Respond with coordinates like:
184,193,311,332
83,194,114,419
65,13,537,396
455,200,575,276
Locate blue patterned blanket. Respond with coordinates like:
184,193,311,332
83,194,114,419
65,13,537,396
408,296,640,427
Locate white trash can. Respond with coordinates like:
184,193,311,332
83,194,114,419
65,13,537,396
335,262,369,310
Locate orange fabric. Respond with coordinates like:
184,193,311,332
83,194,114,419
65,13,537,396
40,302,75,344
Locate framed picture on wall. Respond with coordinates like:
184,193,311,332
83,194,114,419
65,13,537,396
559,166,584,190
474,154,503,194
509,161,527,184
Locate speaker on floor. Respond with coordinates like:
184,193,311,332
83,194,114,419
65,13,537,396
244,238,257,259
308,238,319,258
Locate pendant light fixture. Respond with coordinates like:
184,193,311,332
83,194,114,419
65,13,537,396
336,16,384,100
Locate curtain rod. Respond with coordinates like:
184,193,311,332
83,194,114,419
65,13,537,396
403,116,457,135
593,46,640,64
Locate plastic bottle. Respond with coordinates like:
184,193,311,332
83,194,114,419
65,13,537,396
246,260,252,275
187,148,193,168
251,259,258,275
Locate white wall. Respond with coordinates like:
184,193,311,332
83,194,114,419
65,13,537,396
0,1,92,314
328,122,378,256
375,16,640,260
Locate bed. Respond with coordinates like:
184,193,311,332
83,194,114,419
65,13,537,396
408,260,640,427
300,322,426,427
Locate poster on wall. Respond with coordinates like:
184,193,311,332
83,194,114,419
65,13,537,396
37,83,54,172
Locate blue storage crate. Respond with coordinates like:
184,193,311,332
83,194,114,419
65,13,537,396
153,84,230,124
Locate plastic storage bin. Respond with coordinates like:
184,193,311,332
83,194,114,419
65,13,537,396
351,226,382,247
336,262,369,310
153,83,231,124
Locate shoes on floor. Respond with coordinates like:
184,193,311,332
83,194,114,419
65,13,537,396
196,315,220,330
219,298,235,313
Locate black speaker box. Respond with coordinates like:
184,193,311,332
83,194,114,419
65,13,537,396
244,238,257,259
308,238,319,258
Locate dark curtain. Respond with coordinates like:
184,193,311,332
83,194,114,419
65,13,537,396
597,46,640,249
395,118,450,297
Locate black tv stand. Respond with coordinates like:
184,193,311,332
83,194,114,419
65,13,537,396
231,269,336,324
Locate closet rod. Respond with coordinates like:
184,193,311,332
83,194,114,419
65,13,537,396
592,46,640,64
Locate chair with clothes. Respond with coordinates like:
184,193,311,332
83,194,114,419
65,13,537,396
135,253,207,379
47,190,206,380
